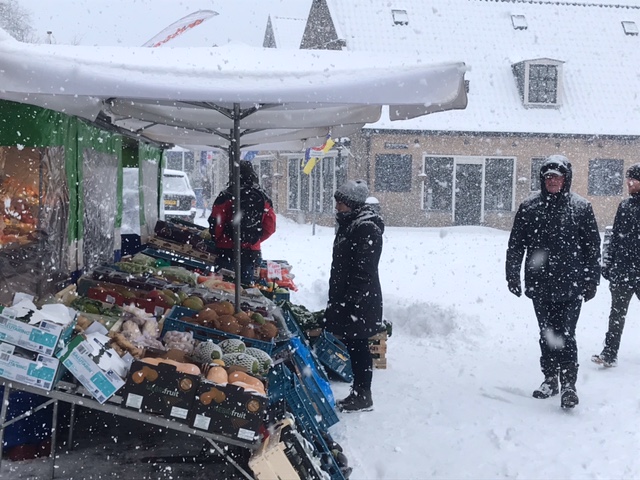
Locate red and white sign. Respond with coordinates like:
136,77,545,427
142,10,218,48
266,261,282,280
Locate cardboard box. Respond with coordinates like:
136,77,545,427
56,335,125,404
122,360,199,423
189,380,266,445
0,343,61,391
0,310,76,357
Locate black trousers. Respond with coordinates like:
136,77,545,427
342,338,373,391
532,297,582,377
603,282,640,357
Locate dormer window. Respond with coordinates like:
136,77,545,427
622,21,639,36
512,59,564,108
392,9,409,26
511,15,528,30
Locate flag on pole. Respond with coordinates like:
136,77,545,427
303,135,335,175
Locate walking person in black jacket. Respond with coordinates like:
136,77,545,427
592,163,640,368
506,155,601,409
324,180,384,413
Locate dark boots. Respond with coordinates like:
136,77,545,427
559,363,579,409
337,387,373,413
532,376,559,399
533,364,579,409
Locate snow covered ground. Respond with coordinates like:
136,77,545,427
3,211,639,479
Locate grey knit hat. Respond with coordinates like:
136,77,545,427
334,180,369,209
626,163,640,182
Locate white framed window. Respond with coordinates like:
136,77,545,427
392,9,409,26
511,14,528,30
252,156,274,198
622,21,639,36
421,155,516,214
512,59,564,108
287,155,346,212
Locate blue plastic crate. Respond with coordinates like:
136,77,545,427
289,338,338,430
161,305,274,354
313,331,353,382
285,376,345,479
141,247,214,273
280,306,306,339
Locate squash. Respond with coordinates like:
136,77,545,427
206,365,228,384
228,371,266,395
231,381,266,396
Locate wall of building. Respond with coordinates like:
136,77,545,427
354,130,640,230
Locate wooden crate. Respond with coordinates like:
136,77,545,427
148,236,188,254
148,236,216,264
369,332,388,369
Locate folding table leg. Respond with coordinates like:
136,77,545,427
0,385,11,471
67,403,75,451
49,399,59,480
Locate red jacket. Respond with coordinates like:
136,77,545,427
211,187,276,251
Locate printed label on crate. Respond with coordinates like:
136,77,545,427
193,414,211,430
0,315,64,356
125,393,144,409
237,427,256,441
57,336,125,404
0,343,60,391
171,406,189,420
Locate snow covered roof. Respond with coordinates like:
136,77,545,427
0,29,467,150
316,0,640,136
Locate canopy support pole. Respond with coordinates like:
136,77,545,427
232,103,242,312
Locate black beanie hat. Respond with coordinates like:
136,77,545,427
334,180,369,209
626,163,640,182
239,160,259,185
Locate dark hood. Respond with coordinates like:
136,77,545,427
540,155,572,198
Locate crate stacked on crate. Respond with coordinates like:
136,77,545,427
267,363,348,480
369,331,388,369
150,220,217,264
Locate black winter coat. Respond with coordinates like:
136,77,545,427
324,205,384,339
506,162,601,302
603,193,640,286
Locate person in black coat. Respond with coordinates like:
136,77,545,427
324,179,384,412
506,155,601,409
592,163,640,368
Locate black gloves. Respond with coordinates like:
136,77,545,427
508,279,522,297
583,283,597,302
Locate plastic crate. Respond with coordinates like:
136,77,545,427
289,338,338,430
280,306,306,339
161,305,274,354
272,365,345,480
141,247,214,273
313,331,353,383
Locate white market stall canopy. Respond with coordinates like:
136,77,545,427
0,28,468,150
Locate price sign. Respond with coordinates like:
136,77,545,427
267,261,282,280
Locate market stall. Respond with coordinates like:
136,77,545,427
0,244,351,479
0,26,467,478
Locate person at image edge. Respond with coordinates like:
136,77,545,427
592,163,640,368
505,155,601,409
323,179,384,413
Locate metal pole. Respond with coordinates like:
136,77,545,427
232,103,242,312
311,167,319,236
0,385,11,471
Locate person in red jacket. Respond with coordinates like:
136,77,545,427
209,161,276,285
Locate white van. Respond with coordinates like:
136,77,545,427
162,169,197,222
